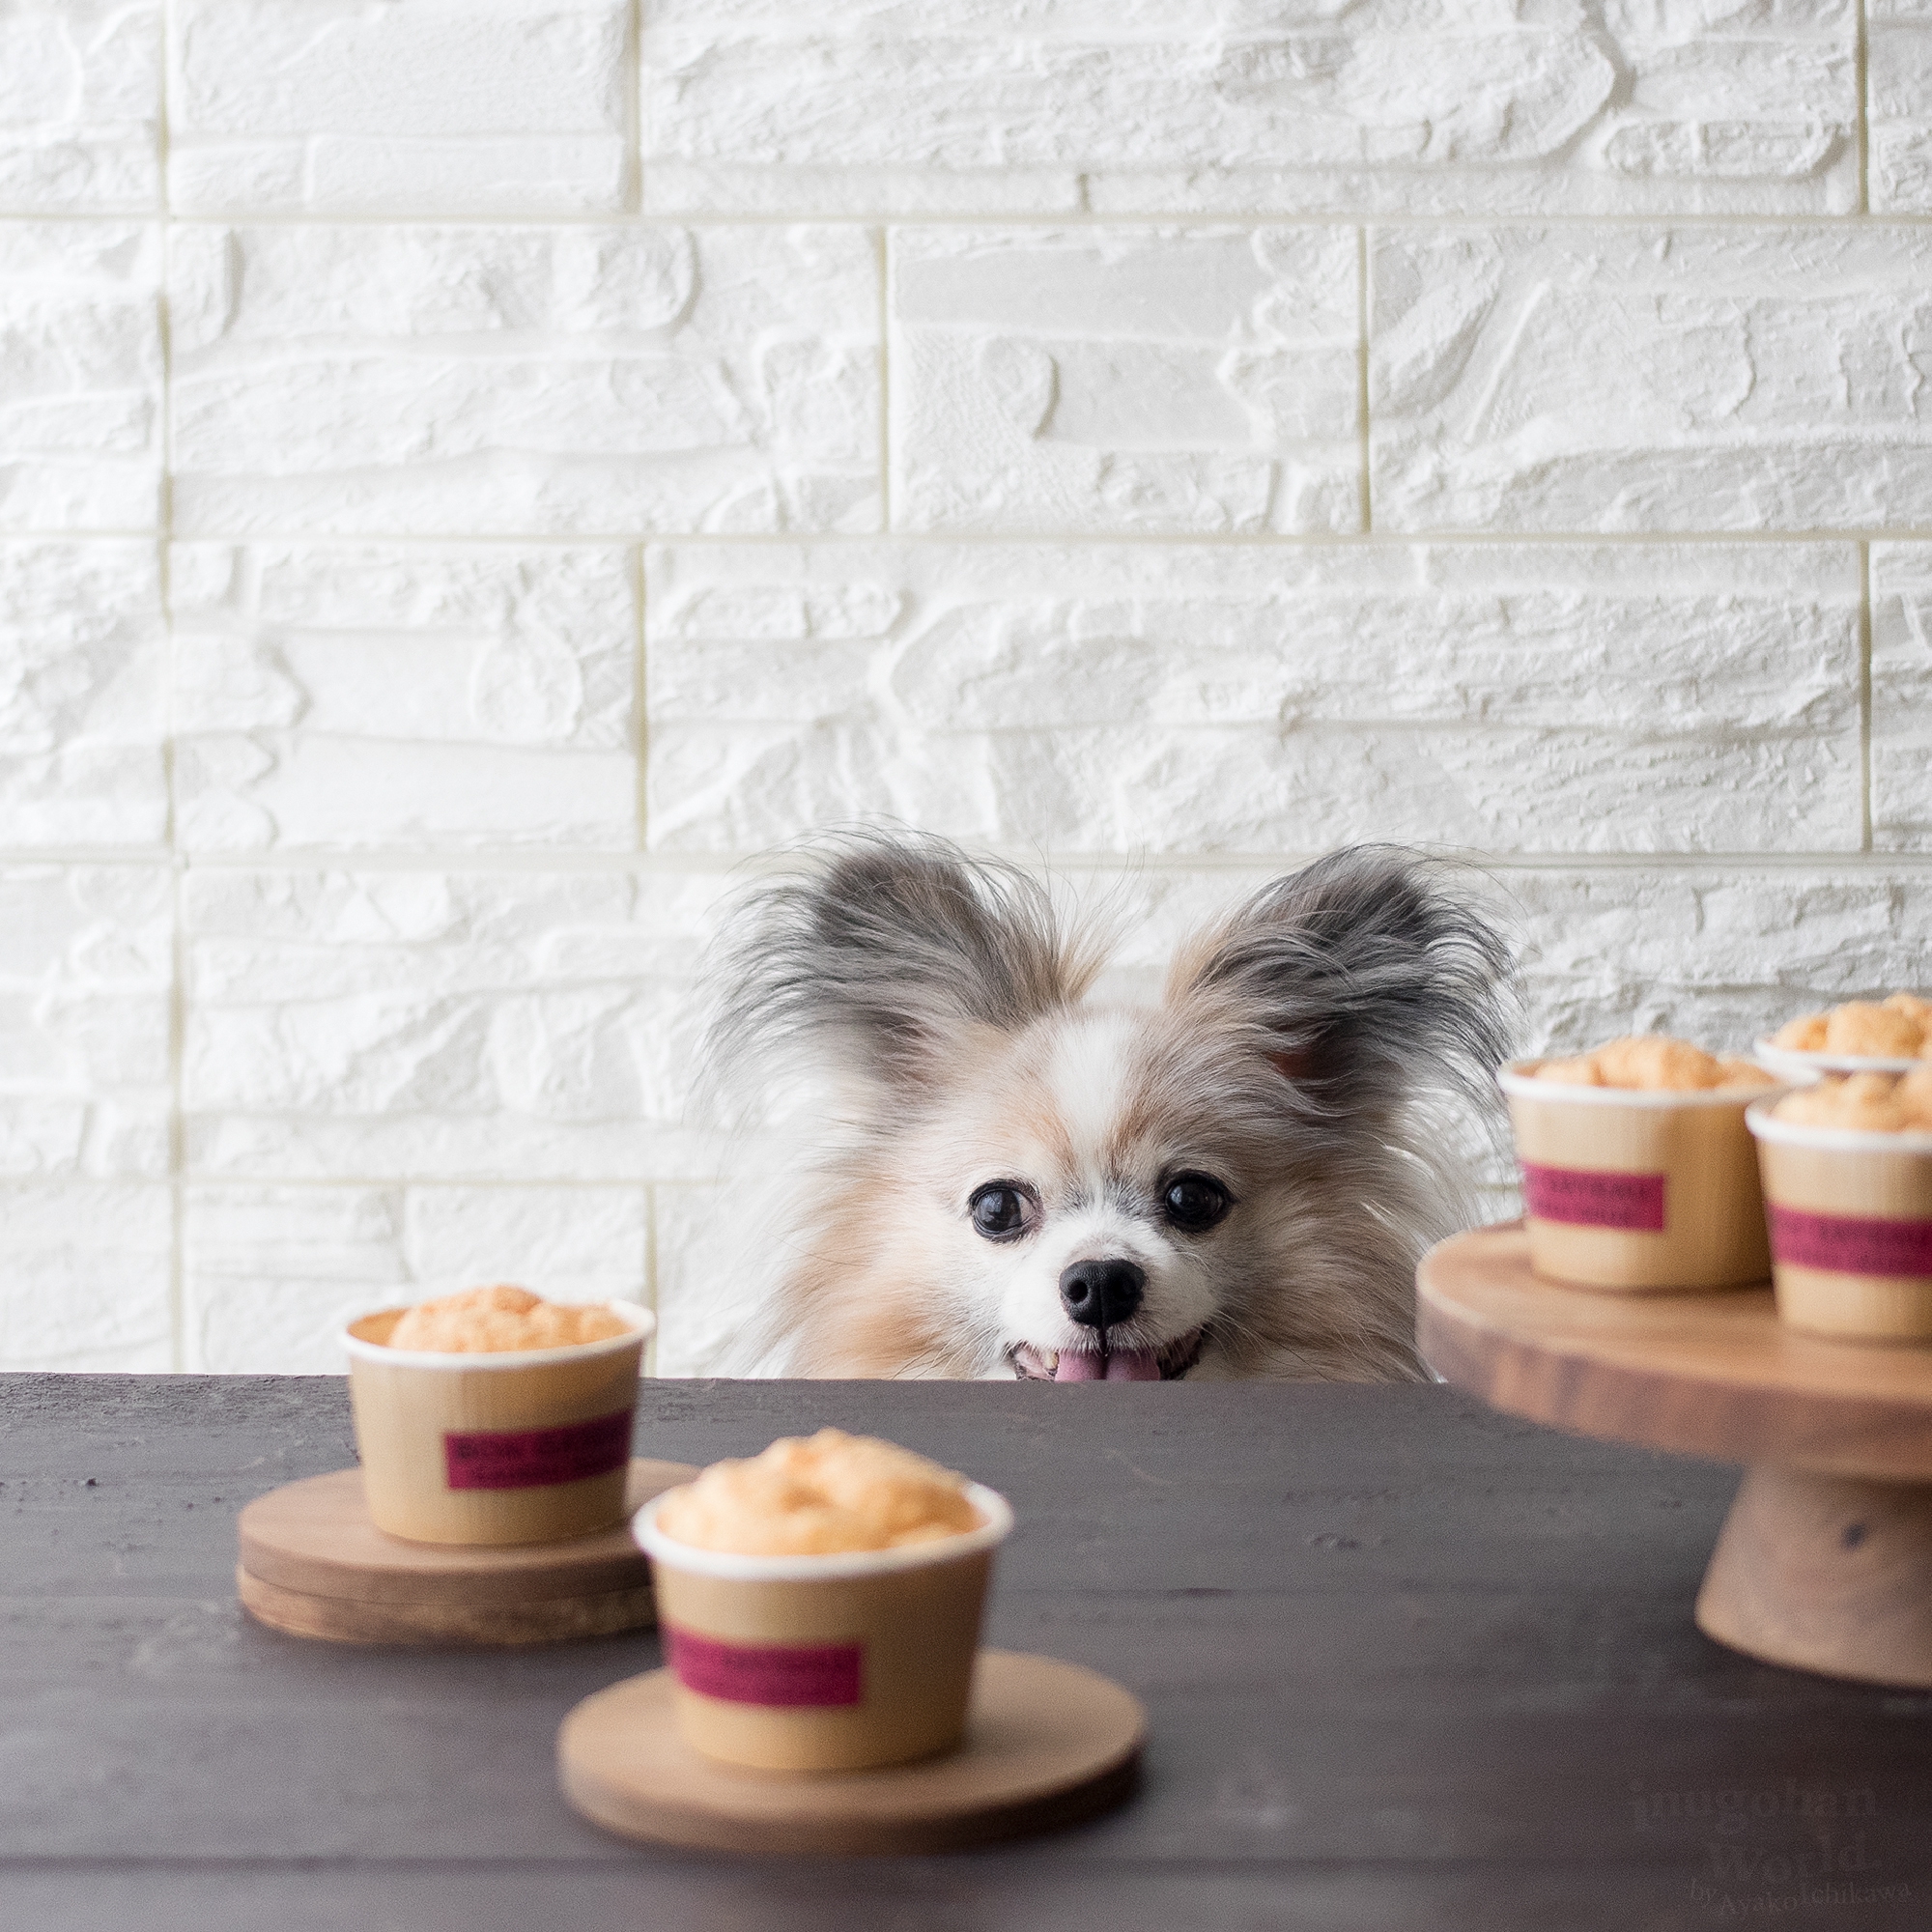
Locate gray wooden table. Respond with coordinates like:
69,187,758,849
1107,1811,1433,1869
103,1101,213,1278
2,1374,1927,1930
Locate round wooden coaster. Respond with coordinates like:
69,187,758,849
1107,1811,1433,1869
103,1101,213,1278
557,1650,1145,1856
237,1458,696,1647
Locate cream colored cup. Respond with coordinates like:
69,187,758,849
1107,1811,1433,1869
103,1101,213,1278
1500,1064,1777,1291
634,1484,1013,1773
342,1301,653,1546
1747,1102,1932,1343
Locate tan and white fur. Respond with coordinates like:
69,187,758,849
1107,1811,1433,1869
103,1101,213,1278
703,835,1517,1384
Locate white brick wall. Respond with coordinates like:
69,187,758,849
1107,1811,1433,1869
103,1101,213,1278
170,542,639,850
639,2,1860,217
1372,226,1932,531
167,223,882,535
0,3,162,213
645,542,1863,854
890,226,1361,533
1,1,1927,1374
168,0,631,215
0,221,164,528
1871,0,1932,210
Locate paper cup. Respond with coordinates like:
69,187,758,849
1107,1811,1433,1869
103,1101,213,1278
342,1302,653,1546
634,1485,1014,1773
1500,1064,1777,1291
1747,1103,1932,1342
1754,1036,1920,1084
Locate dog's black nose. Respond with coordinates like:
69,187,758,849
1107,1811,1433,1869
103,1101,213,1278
1059,1259,1145,1329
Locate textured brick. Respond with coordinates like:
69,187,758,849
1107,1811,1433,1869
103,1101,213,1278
1503,867,1932,1058
0,540,166,845
169,0,628,215
0,222,163,531
643,1,1857,217
182,867,723,1180
170,542,638,850
183,1181,648,1372
0,1181,171,1370
1872,0,1932,211
653,1181,730,1377
891,227,1360,535
1372,226,1932,533
1872,545,1932,850
0,2,160,213
1111,861,1932,1051
168,225,881,536
0,867,172,1181
403,1182,649,1300
646,542,1861,854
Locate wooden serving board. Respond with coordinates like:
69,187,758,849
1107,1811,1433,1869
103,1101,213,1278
237,1458,696,1647
1419,1223,1932,1687
1417,1222,1932,1479
557,1650,1145,1857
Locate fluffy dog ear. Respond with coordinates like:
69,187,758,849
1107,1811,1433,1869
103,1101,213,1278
708,831,1100,1094
1165,845,1518,1109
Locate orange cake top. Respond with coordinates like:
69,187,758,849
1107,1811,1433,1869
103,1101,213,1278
1772,1069,1932,1134
1773,993,1932,1060
655,1429,980,1556
1531,1037,1774,1093
385,1284,630,1354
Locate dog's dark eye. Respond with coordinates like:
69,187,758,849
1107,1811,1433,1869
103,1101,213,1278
969,1183,1033,1241
1162,1174,1231,1233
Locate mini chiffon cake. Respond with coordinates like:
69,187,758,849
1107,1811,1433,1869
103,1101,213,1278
656,1429,980,1556
386,1284,630,1353
1774,994,1932,1060
1773,1070,1932,1134
1532,1036,1773,1092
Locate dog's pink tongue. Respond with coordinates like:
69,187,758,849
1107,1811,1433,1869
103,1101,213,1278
1052,1348,1161,1382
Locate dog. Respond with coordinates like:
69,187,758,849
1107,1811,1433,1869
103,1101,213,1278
702,833,1516,1383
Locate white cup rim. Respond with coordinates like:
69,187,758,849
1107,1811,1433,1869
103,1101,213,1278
1753,1036,1923,1079
634,1481,1014,1580
1499,1061,1784,1111
1746,1096,1932,1156
340,1298,655,1371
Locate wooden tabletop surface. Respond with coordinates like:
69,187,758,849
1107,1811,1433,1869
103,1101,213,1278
3,1373,1928,1930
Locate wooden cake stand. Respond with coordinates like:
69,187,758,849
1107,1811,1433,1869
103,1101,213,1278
557,1651,1145,1857
237,1458,696,1646
1418,1223,1932,1688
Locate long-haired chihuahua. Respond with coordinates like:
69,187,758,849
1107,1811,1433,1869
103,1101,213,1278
703,834,1516,1383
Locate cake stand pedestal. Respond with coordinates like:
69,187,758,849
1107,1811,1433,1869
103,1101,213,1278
1417,1223,1932,1688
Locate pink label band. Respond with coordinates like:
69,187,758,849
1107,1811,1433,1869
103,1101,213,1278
1769,1206,1932,1279
1520,1160,1666,1232
441,1407,633,1492
665,1626,865,1708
